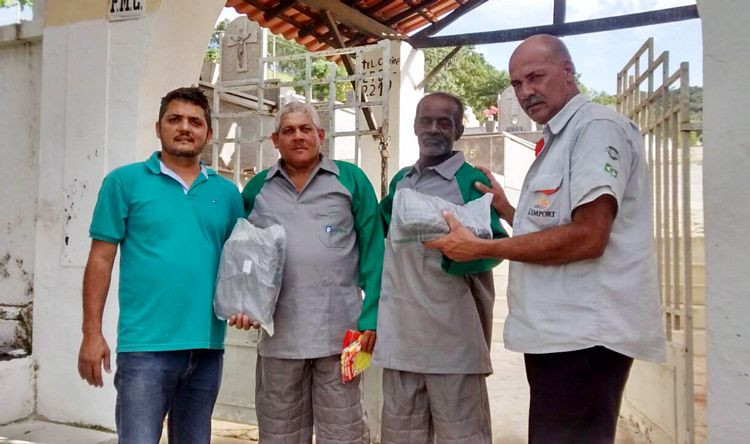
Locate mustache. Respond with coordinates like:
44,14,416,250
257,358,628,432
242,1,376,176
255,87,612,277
524,95,544,110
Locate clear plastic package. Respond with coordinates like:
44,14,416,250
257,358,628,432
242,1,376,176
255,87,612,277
214,219,286,336
391,188,493,246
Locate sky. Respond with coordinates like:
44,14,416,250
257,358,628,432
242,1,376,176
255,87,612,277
0,3,31,24
219,0,702,94
432,0,703,94
1,0,702,95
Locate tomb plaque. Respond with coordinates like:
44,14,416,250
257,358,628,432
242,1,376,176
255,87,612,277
222,18,261,78
455,135,504,176
108,0,145,21
498,86,537,133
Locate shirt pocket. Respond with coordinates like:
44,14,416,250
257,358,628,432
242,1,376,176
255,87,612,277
317,201,352,248
525,173,564,228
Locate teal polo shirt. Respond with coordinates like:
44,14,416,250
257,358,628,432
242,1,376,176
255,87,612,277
89,151,243,352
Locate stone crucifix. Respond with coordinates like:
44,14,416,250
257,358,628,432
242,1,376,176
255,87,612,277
224,20,258,73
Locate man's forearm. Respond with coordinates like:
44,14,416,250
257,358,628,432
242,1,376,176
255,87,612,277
82,260,111,335
476,223,605,265
82,241,117,335
428,195,616,265
477,196,616,265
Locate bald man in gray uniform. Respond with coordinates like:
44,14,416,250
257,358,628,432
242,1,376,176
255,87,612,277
230,101,383,443
427,35,666,444
373,92,507,443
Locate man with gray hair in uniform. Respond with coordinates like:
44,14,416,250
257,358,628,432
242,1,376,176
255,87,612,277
373,92,507,443
229,101,383,443
426,35,667,443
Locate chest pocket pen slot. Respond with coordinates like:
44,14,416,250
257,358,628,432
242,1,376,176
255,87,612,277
317,202,352,248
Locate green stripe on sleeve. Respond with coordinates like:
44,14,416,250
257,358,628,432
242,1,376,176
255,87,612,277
442,163,508,275
334,161,385,331
240,169,269,217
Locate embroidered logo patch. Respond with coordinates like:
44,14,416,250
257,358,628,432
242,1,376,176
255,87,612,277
604,163,618,178
534,194,550,210
607,145,620,160
325,225,346,234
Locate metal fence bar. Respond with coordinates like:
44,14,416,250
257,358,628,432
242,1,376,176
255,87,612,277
616,39,696,443
679,61,695,441
212,84,221,174
379,39,391,196
207,42,391,190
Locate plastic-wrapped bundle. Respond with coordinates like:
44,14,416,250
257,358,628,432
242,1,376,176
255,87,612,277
214,219,286,336
391,188,493,246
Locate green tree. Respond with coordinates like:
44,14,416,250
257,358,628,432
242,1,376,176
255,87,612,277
588,89,616,106
0,0,32,8
204,19,229,63
574,74,616,106
294,59,352,102
424,46,509,121
262,34,352,101
687,86,703,144
688,86,703,122
267,33,308,78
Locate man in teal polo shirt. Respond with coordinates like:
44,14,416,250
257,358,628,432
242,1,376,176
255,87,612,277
77,87,243,443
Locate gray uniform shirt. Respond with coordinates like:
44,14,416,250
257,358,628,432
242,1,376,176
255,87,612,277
373,152,502,374
242,155,382,359
504,94,667,362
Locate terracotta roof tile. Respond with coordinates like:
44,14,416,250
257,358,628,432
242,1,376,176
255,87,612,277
225,0,471,52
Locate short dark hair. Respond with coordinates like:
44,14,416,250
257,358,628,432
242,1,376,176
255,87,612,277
158,87,212,131
417,92,465,128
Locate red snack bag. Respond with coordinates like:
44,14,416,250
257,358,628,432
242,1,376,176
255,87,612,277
340,329,372,383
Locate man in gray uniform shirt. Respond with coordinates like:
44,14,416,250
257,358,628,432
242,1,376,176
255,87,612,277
427,35,666,443
373,92,507,443
229,101,383,443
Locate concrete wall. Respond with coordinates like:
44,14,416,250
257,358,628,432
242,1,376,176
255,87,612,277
32,0,226,428
501,133,535,209
0,27,42,425
701,1,750,441
0,36,41,318
0,357,35,424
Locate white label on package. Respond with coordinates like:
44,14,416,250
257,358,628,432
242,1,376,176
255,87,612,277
242,260,253,274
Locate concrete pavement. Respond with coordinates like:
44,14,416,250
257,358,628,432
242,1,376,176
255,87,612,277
0,263,644,443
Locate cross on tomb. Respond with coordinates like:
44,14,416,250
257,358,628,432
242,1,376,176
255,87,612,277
225,21,257,73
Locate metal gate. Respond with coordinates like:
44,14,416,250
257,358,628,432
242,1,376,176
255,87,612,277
206,39,392,193
206,40,393,425
616,38,702,443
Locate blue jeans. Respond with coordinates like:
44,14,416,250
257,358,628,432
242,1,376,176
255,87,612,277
114,349,224,444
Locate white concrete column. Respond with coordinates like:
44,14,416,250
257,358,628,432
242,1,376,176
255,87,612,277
357,40,423,197
700,0,750,440
33,0,225,428
0,5,43,426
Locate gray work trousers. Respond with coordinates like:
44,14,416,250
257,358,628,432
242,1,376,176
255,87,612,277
381,369,492,443
255,354,367,443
